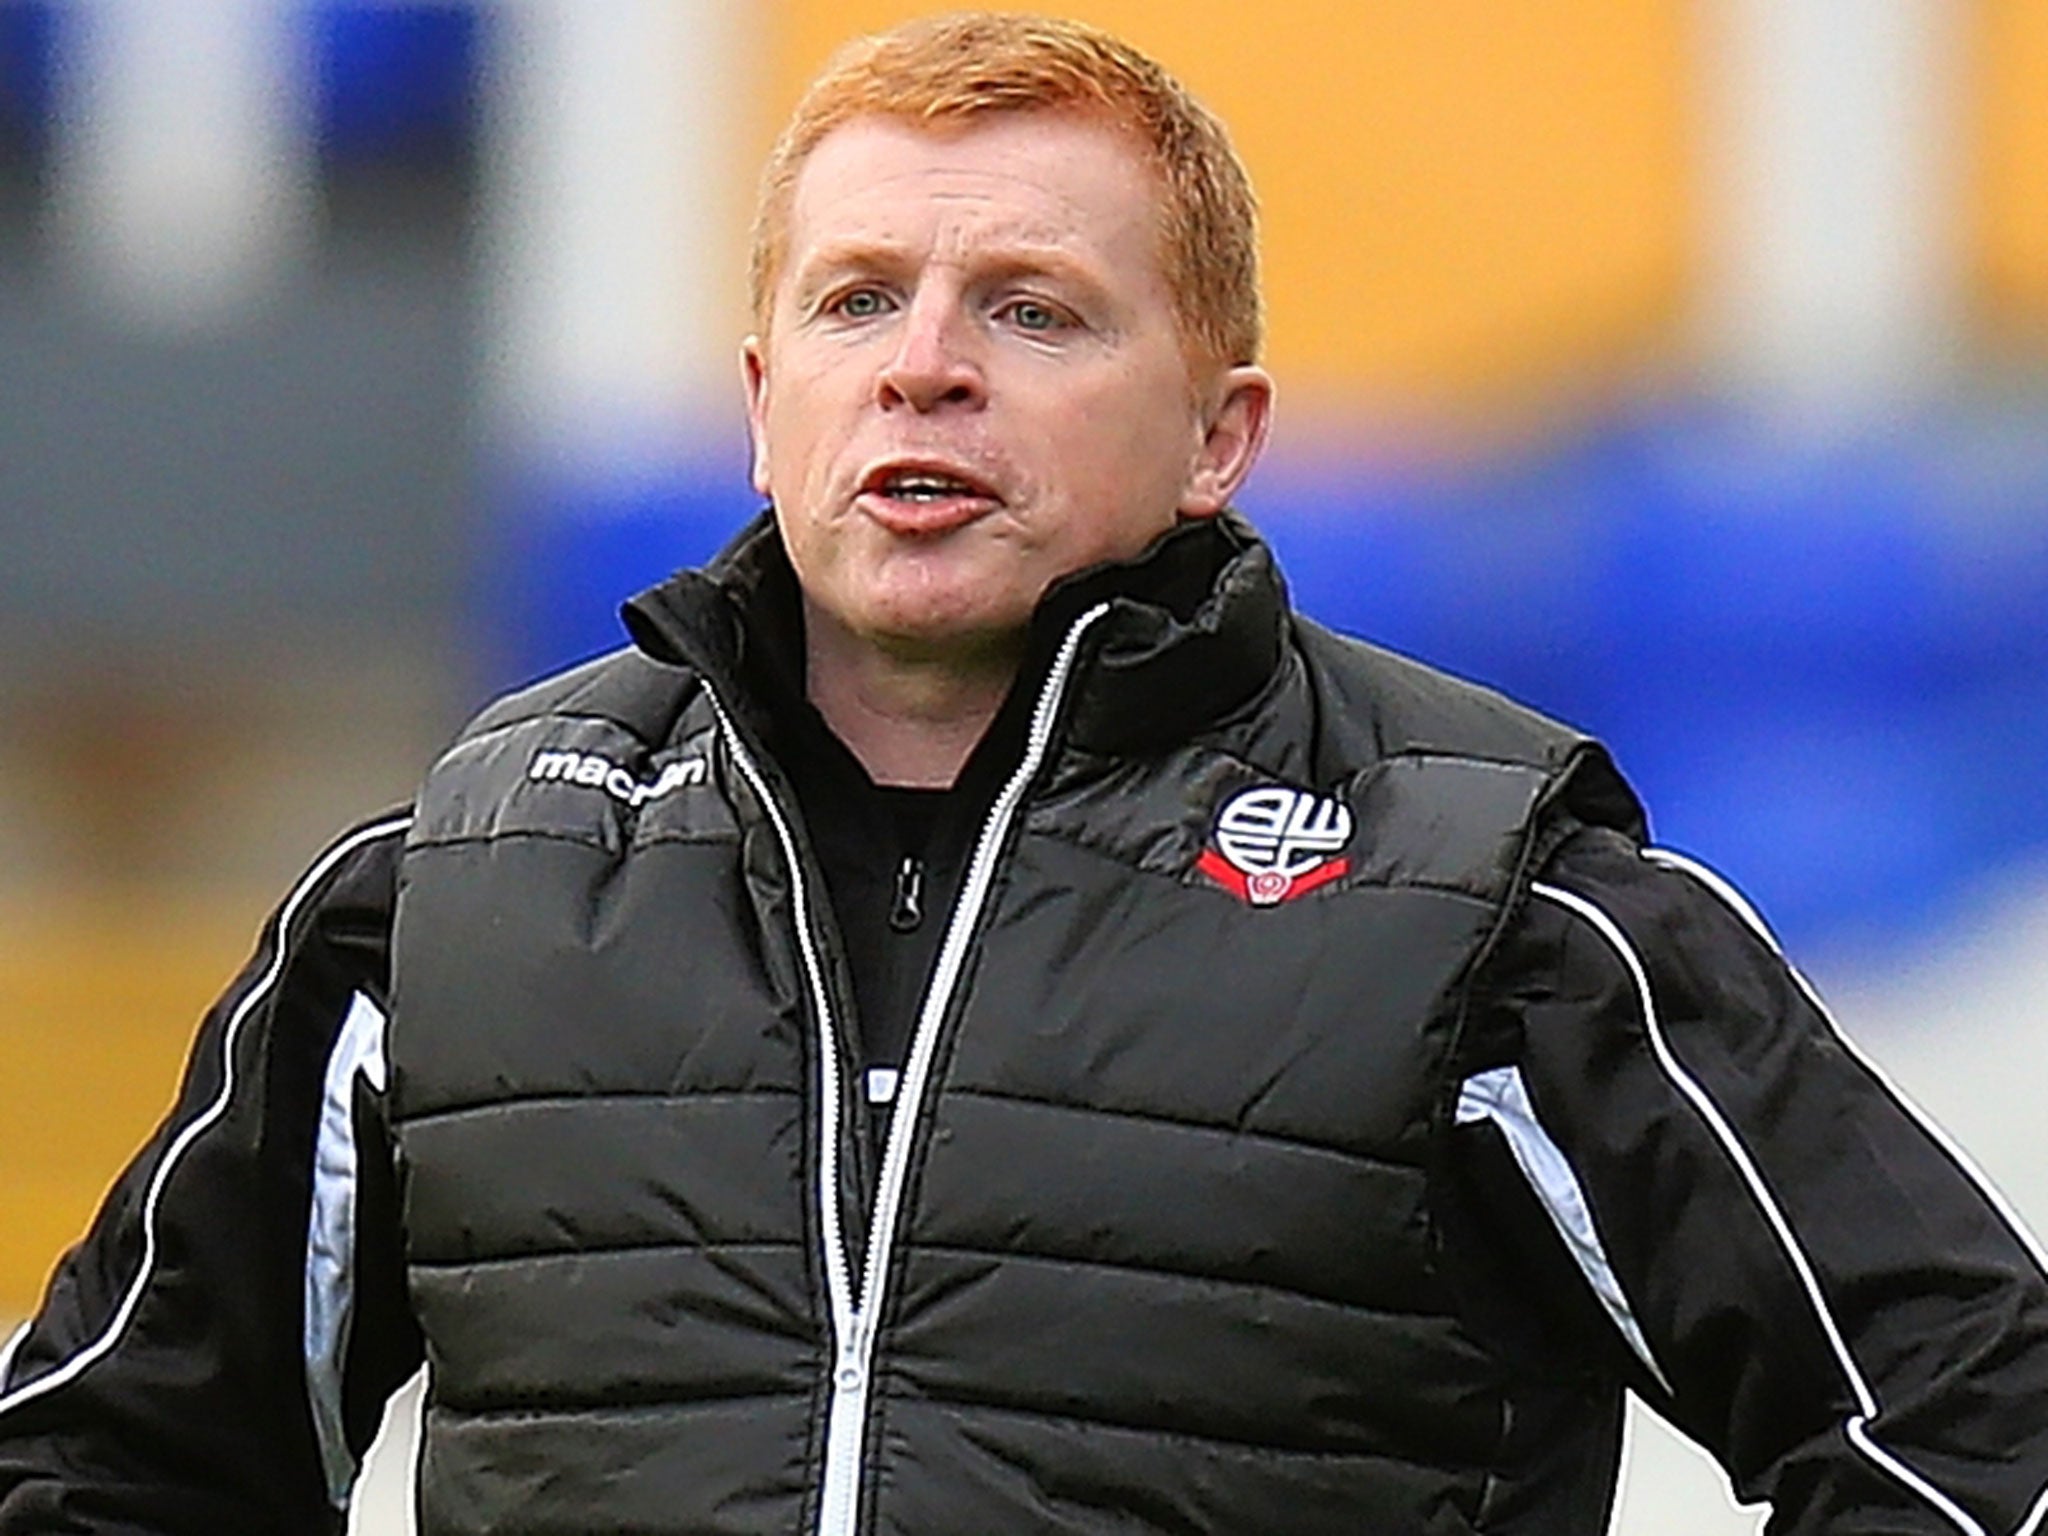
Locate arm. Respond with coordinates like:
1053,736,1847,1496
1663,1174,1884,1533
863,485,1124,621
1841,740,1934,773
0,812,424,1535
1454,826,2048,1535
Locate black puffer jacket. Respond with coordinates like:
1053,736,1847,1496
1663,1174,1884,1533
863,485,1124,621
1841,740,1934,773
389,511,1639,1534
4,513,2045,1536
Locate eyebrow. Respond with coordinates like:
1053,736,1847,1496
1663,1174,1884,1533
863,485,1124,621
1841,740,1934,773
791,238,1118,308
789,239,914,289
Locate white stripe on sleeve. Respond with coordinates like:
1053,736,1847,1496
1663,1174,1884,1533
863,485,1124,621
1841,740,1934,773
304,989,391,1510
0,814,412,1425
1456,1063,1672,1394
1534,874,2024,1536
0,1322,26,1391
1642,846,2048,1284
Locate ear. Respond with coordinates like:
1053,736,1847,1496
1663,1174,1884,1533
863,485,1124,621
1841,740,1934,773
741,336,772,498
1179,365,1274,518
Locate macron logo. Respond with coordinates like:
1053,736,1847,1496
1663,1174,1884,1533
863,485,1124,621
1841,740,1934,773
527,747,707,808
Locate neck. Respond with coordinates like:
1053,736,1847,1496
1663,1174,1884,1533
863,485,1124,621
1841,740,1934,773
803,605,1021,788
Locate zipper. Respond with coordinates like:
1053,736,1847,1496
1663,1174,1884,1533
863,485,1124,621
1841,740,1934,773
708,601,1111,1536
701,691,862,1392
888,855,924,932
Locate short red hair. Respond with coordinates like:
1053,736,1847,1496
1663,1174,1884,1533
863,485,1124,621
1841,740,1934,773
750,11,1262,370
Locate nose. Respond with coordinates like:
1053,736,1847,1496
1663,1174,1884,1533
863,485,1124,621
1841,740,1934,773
876,291,984,413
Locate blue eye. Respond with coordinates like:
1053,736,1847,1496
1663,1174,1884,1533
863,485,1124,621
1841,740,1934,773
1004,299,1063,332
834,288,891,319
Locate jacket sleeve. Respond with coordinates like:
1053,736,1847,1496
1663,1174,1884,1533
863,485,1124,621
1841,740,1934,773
1454,825,2048,1536
0,811,424,1535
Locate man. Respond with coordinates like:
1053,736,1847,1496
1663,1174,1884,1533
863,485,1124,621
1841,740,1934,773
2,12,2045,1534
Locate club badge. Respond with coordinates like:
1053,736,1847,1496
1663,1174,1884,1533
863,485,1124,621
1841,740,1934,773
1195,784,1353,906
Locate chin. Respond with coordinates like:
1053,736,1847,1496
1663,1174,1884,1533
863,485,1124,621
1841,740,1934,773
864,607,1029,665
858,584,1028,645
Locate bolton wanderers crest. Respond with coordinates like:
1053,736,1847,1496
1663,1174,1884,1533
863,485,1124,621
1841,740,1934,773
1195,784,1353,906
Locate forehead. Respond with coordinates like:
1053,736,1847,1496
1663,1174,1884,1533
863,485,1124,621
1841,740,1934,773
781,111,1168,274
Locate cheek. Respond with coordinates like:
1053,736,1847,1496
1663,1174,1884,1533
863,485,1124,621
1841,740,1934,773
1057,387,1196,515
758,356,850,476
761,406,827,501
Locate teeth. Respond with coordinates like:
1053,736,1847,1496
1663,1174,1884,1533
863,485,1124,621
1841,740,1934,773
883,471,977,500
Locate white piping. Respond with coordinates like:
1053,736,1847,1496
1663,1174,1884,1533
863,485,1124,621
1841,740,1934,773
1456,1065,1672,1394
304,989,393,1509
823,600,1113,1536
0,1322,26,1390
1534,875,2006,1536
701,691,859,1358
0,814,414,1423
703,681,864,1536
1642,847,2048,1284
1642,846,2048,1536
713,603,1110,1536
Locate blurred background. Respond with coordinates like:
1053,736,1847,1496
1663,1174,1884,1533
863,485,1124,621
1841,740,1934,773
2,2,2045,1531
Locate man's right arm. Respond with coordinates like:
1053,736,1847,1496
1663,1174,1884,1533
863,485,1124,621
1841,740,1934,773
0,811,423,1535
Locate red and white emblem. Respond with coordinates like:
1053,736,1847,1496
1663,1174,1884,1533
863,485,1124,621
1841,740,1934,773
1196,784,1353,906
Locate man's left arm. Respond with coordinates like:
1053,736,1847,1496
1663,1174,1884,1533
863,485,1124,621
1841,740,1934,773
1464,825,2048,1534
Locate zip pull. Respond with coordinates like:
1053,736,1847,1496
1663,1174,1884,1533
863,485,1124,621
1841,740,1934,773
889,854,924,933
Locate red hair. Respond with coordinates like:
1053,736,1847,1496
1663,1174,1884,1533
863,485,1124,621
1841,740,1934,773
750,11,1262,369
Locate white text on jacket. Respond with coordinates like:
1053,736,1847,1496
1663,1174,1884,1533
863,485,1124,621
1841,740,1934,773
527,748,707,808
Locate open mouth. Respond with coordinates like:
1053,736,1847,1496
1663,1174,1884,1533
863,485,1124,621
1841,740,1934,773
881,470,984,502
862,463,1000,505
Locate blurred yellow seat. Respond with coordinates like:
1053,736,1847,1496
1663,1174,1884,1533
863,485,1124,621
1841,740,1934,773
0,895,256,1319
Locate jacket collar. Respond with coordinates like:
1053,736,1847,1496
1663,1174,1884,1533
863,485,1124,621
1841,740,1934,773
619,507,1289,757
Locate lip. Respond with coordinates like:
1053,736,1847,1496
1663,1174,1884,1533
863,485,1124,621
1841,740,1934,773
855,457,1004,536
